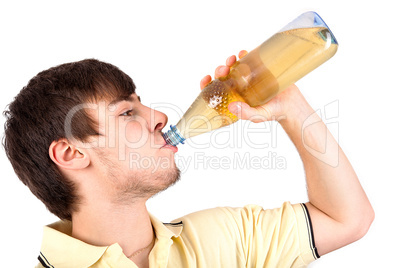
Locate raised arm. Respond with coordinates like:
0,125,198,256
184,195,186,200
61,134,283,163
203,52,374,256
265,85,374,256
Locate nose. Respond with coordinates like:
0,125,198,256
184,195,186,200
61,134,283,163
147,107,168,133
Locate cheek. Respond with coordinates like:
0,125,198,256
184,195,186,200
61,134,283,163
120,118,150,147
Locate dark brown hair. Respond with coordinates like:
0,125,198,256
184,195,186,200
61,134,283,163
3,59,135,220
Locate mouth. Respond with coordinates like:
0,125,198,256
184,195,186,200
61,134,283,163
160,143,178,153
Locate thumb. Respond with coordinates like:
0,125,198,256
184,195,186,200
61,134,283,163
228,102,272,123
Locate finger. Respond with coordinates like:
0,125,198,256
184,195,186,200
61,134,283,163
225,55,237,67
214,65,230,79
228,101,272,123
239,50,248,59
200,75,212,90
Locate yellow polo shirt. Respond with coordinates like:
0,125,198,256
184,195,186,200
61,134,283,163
36,202,319,268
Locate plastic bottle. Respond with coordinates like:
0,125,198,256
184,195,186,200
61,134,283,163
163,11,338,146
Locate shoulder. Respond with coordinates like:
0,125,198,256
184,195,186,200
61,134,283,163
174,202,302,237
176,202,298,223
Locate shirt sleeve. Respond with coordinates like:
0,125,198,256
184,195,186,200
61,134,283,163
220,202,319,267
177,201,319,268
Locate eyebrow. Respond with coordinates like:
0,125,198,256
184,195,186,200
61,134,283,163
108,94,140,107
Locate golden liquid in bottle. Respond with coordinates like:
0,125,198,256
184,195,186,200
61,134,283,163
176,27,338,139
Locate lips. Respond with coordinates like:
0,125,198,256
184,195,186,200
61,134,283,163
161,144,178,153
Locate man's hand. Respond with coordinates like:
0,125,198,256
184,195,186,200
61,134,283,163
199,50,307,124
200,50,248,90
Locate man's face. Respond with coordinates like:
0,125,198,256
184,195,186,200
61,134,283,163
83,93,180,203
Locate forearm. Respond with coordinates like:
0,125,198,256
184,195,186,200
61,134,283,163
228,81,373,254
279,97,373,227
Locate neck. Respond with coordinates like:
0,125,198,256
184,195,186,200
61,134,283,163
71,199,154,266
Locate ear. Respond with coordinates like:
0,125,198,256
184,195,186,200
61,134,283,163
49,139,90,170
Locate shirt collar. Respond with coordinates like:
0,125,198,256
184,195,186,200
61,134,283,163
39,214,183,268
39,220,108,268
149,213,183,238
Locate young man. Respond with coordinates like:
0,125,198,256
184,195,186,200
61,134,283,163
3,52,374,268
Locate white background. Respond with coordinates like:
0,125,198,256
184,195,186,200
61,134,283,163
0,0,401,267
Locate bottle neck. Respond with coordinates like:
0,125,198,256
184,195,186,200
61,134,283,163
163,125,185,146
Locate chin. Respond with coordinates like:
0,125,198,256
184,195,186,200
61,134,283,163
158,166,181,190
146,166,181,199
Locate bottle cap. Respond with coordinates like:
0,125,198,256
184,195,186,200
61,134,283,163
163,125,185,146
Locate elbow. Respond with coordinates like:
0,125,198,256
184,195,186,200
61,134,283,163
360,205,375,238
348,205,375,242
